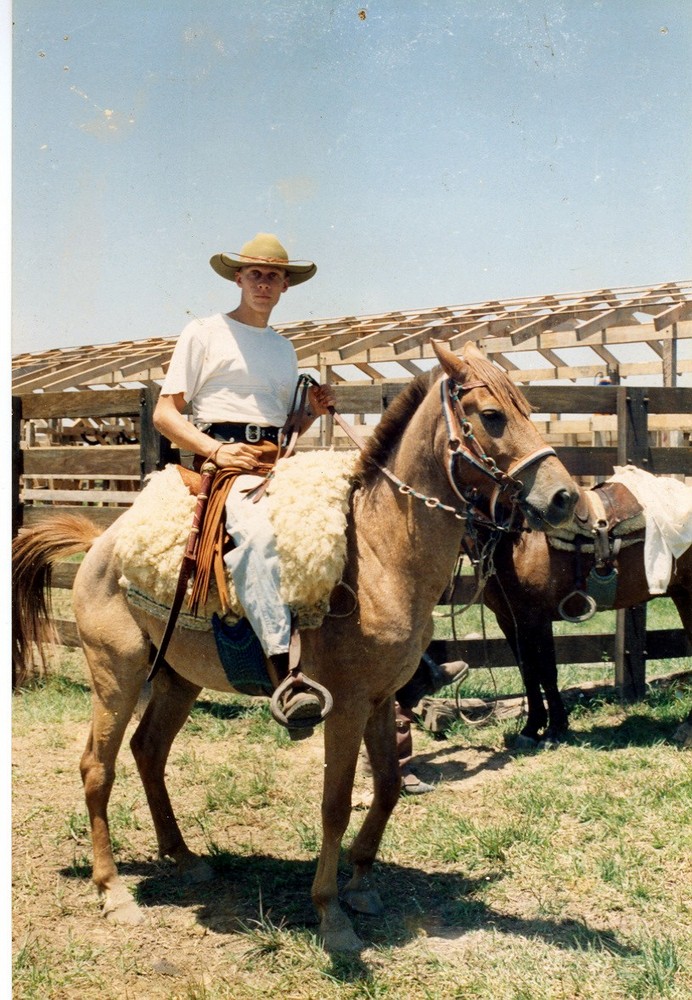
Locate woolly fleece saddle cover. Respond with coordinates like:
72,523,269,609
114,450,359,629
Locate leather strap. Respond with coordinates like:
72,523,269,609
147,460,217,681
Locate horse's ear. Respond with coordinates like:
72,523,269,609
431,339,470,382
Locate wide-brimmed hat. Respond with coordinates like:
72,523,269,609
209,233,317,286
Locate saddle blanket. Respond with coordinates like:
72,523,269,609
611,465,692,594
114,449,359,629
548,466,692,595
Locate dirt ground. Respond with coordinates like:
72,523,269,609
12,691,516,997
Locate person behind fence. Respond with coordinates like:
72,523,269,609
153,233,335,734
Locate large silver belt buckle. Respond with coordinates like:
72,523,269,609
245,424,261,443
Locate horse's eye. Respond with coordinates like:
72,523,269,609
480,410,506,434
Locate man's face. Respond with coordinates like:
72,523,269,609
235,266,289,311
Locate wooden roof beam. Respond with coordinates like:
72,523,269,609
590,344,622,369
654,300,692,330
338,316,425,360
574,305,638,340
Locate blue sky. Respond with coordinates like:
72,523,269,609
10,0,692,355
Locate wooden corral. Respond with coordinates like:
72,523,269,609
12,280,692,697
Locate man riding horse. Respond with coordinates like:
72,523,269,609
153,233,335,733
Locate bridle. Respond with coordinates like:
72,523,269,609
440,376,557,525
375,375,557,530
294,372,557,532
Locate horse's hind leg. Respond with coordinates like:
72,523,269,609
343,696,400,917
80,646,150,925
129,663,211,882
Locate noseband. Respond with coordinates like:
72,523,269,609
441,376,557,515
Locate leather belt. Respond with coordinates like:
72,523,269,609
207,421,281,445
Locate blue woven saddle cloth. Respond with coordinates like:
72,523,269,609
211,614,273,697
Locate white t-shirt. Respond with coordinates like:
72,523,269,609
161,313,299,427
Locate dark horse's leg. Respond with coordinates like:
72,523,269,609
492,601,569,745
669,571,692,747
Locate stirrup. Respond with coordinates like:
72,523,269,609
269,670,333,728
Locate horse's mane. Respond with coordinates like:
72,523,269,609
355,351,532,486
464,350,534,420
355,370,434,485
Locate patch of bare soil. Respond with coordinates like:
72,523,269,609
12,683,518,999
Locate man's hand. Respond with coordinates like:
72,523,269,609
209,442,263,471
308,383,336,417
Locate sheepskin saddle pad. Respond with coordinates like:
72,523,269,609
114,450,359,630
547,478,645,555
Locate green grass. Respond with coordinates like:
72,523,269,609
12,601,692,999
432,595,691,703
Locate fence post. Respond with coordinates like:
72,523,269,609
614,386,649,699
12,396,23,536
139,385,179,480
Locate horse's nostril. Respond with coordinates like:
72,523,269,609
554,488,574,510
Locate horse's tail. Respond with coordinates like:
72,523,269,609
12,514,104,688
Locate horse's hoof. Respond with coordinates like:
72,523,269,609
537,737,562,751
321,924,364,953
672,722,692,749
179,857,214,884
515,733,540,750
343,887,385,916
101,884,144,926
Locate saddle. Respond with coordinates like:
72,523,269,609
549,480,645,617
571,481,645,567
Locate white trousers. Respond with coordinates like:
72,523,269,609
223,474,291,657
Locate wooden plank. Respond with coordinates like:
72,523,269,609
523,385,619,413
615,605,648,700
51,564,80,589
647,448,692,476
428,632,618,669
654,300,692,330
643,386,692,412
554,447,619,477
22,446,141,476
20,388,144,420
12,397,23,536
22,488,137,504
574,306,637,340
617,386,650,468
333,384,383,412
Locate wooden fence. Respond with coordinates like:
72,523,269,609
12,382,692,698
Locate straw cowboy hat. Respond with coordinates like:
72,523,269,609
210,233,317,286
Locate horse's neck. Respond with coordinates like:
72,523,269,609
354,406,466,599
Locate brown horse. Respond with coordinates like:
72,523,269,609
477,483,692,746
13,341,578,953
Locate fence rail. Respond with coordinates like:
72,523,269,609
12,382,692,697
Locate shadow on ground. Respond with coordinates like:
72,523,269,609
61,847,638,968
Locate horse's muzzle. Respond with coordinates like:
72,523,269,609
535,485,579,529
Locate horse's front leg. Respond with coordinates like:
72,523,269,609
312,701,371,953
342,695,400,916
516,619,569,746
492,606,549,744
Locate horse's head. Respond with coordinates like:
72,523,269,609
432,340,578,529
